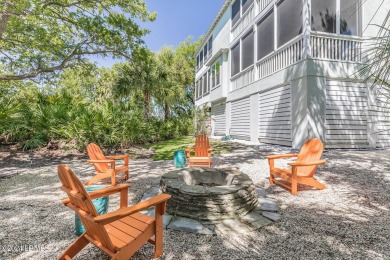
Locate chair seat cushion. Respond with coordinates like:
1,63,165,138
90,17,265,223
105,212,154,250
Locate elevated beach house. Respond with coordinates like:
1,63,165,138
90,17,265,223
195,0,390,149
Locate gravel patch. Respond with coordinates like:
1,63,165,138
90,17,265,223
0,141,389,259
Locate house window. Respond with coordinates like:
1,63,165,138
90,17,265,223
311,0,360,36
232,0,241,26
203,73,208,94
199,79,203,97
257,10,274,60
277,0,303,47
203,45,208,61
196,80,202,98
208,36,213,53
199,50,203,65
211,60,221,89
195,80,199,99
232,0,254,27
231,42,240,76
207,71,211,92
242,30,254,70
215,61,221,86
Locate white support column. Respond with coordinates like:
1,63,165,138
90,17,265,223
225,102,232,136
302,0,311,59
250,93,260,143
273,3,277,51
253,17,259,81
291,78,308,149
367,83,378,148
336,0,341,34
291,75,326,149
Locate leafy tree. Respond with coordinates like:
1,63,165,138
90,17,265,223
171,37,198,115
0,0,155,81
115,47,158,121
359,12,390,93
155,46,181,120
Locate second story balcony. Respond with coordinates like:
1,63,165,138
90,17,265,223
228,0,365,92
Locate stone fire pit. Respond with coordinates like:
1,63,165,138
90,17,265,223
160,168,259,221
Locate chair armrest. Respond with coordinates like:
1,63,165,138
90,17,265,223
267,154,299,159
105,155,128,159
88,184,130,199
185,146,195,157
87,159,115,164
105,155,129,166
288,160,326,166
94,194,171,224
61,184,131,205
185,146,195,152
87,159,115,169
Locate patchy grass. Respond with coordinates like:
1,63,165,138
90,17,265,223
145,136,234,161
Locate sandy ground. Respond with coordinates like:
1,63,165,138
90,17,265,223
0,141,389,259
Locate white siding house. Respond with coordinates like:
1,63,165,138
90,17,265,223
195,0,390,149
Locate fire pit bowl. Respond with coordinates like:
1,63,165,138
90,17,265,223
160,168,258,221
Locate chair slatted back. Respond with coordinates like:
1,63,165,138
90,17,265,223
194,135,210,157
296,138,324,177
58,164,115,252
87,143,109,173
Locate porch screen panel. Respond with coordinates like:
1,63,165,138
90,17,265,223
231,42,240,76
277,0,303,47
325,80,368,148
203,74,208,94
231,97,251,140
375,87,390,147
340,0,358,36
242,0,254,14
259,84,292,146
232,0,241,26
208,36,213,52
215,61,221,86
311,0,336,33
242,30,254,70
199,78,203,97
211,102,226,136
257,10,274,60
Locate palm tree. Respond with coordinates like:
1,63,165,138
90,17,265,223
359,12,390,99
115,48,158,121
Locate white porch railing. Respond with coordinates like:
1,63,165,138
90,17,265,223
257,0,273,13
231,65,255,91
232,4,255,40
256,36,304,80
310,32,363,62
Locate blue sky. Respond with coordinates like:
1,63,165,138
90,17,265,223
143,0,225,51
94,0,226,66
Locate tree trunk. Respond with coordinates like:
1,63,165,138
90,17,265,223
164,102,170,121
143,90,151,121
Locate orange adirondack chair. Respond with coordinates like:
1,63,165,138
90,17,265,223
185,134,212,168
267,138,326,195
57,164,171,260
86,143,129,186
